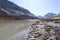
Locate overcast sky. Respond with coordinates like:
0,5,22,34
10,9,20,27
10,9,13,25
9,0,60,16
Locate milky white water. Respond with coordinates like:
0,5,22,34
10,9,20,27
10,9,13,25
0,20,38,40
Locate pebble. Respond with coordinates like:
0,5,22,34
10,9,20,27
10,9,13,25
23,21,60,40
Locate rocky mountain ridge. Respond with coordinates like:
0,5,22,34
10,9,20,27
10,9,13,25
0,0,37,20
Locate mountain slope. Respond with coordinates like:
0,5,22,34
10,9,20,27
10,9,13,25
0,0,36,20
44,13,56,18
37,16,43,18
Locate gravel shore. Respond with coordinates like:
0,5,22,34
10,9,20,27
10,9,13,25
23,21,60,40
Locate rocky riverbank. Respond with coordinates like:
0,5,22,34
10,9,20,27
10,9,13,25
23,21,60,40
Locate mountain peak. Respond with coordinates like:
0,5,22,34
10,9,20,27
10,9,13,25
44,13,56,18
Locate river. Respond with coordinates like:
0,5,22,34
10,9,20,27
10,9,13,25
0,19,38,40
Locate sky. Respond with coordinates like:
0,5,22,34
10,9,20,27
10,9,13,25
9,0,60,16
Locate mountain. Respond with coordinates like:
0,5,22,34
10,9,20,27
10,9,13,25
37,16,43,18
43,13,60,21
0,0,37,20
44,13,56,18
